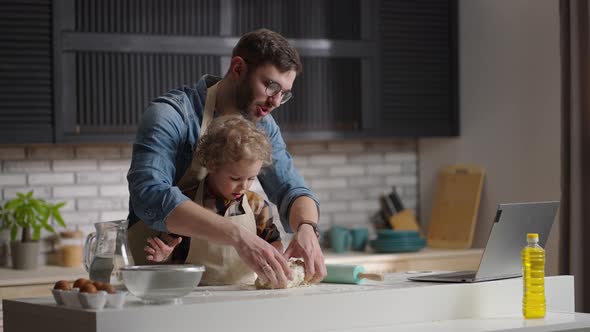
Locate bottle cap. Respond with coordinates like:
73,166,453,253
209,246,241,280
527,233,539,240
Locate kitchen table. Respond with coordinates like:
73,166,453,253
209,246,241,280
324,247,483,273
3,273,588,332
0,265,86,300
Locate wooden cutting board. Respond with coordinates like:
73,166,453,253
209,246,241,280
427,164,485,249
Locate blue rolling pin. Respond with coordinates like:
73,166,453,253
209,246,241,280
322,264,384,284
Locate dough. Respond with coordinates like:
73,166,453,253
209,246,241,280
255,258,307,289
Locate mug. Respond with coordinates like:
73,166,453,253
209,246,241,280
350,227,369,251
330,226,352,253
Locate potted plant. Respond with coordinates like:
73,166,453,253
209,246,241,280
0,191,66,269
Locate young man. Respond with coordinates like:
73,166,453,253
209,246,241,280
127,29,325,288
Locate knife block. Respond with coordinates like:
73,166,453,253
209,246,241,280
388,209,421,234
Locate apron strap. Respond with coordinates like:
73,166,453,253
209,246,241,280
176,82,218,191
129,82,218,264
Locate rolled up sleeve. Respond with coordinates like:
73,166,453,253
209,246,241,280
257,118,320,233
127,102,190,232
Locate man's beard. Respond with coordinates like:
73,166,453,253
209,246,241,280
235,77,256,121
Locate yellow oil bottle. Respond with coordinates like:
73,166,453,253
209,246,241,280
522,233,546,319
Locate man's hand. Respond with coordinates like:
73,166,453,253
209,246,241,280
233,228,293,289
145,234,182,262
283,224,326,284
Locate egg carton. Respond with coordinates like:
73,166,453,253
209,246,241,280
51,288,127,310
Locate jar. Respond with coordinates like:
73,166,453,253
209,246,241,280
57,230,84,268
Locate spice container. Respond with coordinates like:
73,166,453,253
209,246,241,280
57,230,83,268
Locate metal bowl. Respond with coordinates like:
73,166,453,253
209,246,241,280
120,265,205,304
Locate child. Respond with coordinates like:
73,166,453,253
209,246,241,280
144,114,282,285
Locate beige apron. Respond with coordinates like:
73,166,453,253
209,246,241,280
188,181,257,286
128,82,218,265
128,82,257,285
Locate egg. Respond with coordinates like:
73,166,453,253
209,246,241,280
103,284,117,294
80,283,98,294
92,281,105,290
53,280,71,291
73,278,90,289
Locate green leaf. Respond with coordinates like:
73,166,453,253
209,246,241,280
53,202,66,209
10,225,18,242
1,192,67,242
53,213,66,228
30,199,42,212
5,199,20,210
32,225,41,241
43,224,56,234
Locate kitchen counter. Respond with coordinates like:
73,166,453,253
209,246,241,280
0,265,87,299
0,248,481,299
324,247,483,273
3,274,585,332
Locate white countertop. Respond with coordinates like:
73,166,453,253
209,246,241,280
0,248,482,287
3,274,581,332
324,247,483,264
0,265,87,287
333,313,590,332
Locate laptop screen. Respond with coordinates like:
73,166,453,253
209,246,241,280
474,201,559,281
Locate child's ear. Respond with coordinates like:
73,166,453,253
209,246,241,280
205,162,217,174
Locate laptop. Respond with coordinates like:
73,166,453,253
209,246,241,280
408,201,559,283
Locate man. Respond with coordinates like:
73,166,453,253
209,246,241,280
127,29,326,288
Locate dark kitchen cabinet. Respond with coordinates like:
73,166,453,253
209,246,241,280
0,0,458,144
0,0,54,144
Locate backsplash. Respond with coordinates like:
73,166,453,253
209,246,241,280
0,140,418,265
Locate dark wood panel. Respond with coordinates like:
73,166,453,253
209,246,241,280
379,0,459,136
0,0,53,144
63,53,220,139
74,0,220,35
275,57,362,132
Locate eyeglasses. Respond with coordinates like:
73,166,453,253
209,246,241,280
265,80,293,104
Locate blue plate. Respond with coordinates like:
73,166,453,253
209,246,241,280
371,238,426,246
371,245,425,253
370,238,426,253
377,230,420,240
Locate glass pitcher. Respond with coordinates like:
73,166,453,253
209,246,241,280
83,219,134,285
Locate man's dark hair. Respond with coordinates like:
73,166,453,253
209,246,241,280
232,29,302,74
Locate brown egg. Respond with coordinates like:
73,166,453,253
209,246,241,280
102,283,117,294
92,281,105,290
53,280,71,291
80,283,98,294
73,278,90,289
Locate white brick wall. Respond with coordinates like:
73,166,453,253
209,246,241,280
53,160,98,171
3,187,52,199
0,141,418,264
53,185,98,198
99,185,128,197
28,173,75,185
0,174,26,186
3,161,50,172
286,139,418,231
76,171,122,184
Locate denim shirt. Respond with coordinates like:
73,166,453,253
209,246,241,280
127,75,319,233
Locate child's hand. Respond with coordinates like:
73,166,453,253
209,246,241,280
144,234,182,262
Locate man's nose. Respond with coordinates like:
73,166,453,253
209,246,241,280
268,94,281,108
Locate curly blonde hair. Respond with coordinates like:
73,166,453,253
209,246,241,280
196,114,272,172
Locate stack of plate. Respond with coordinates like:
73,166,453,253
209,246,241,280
369,230,426,253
